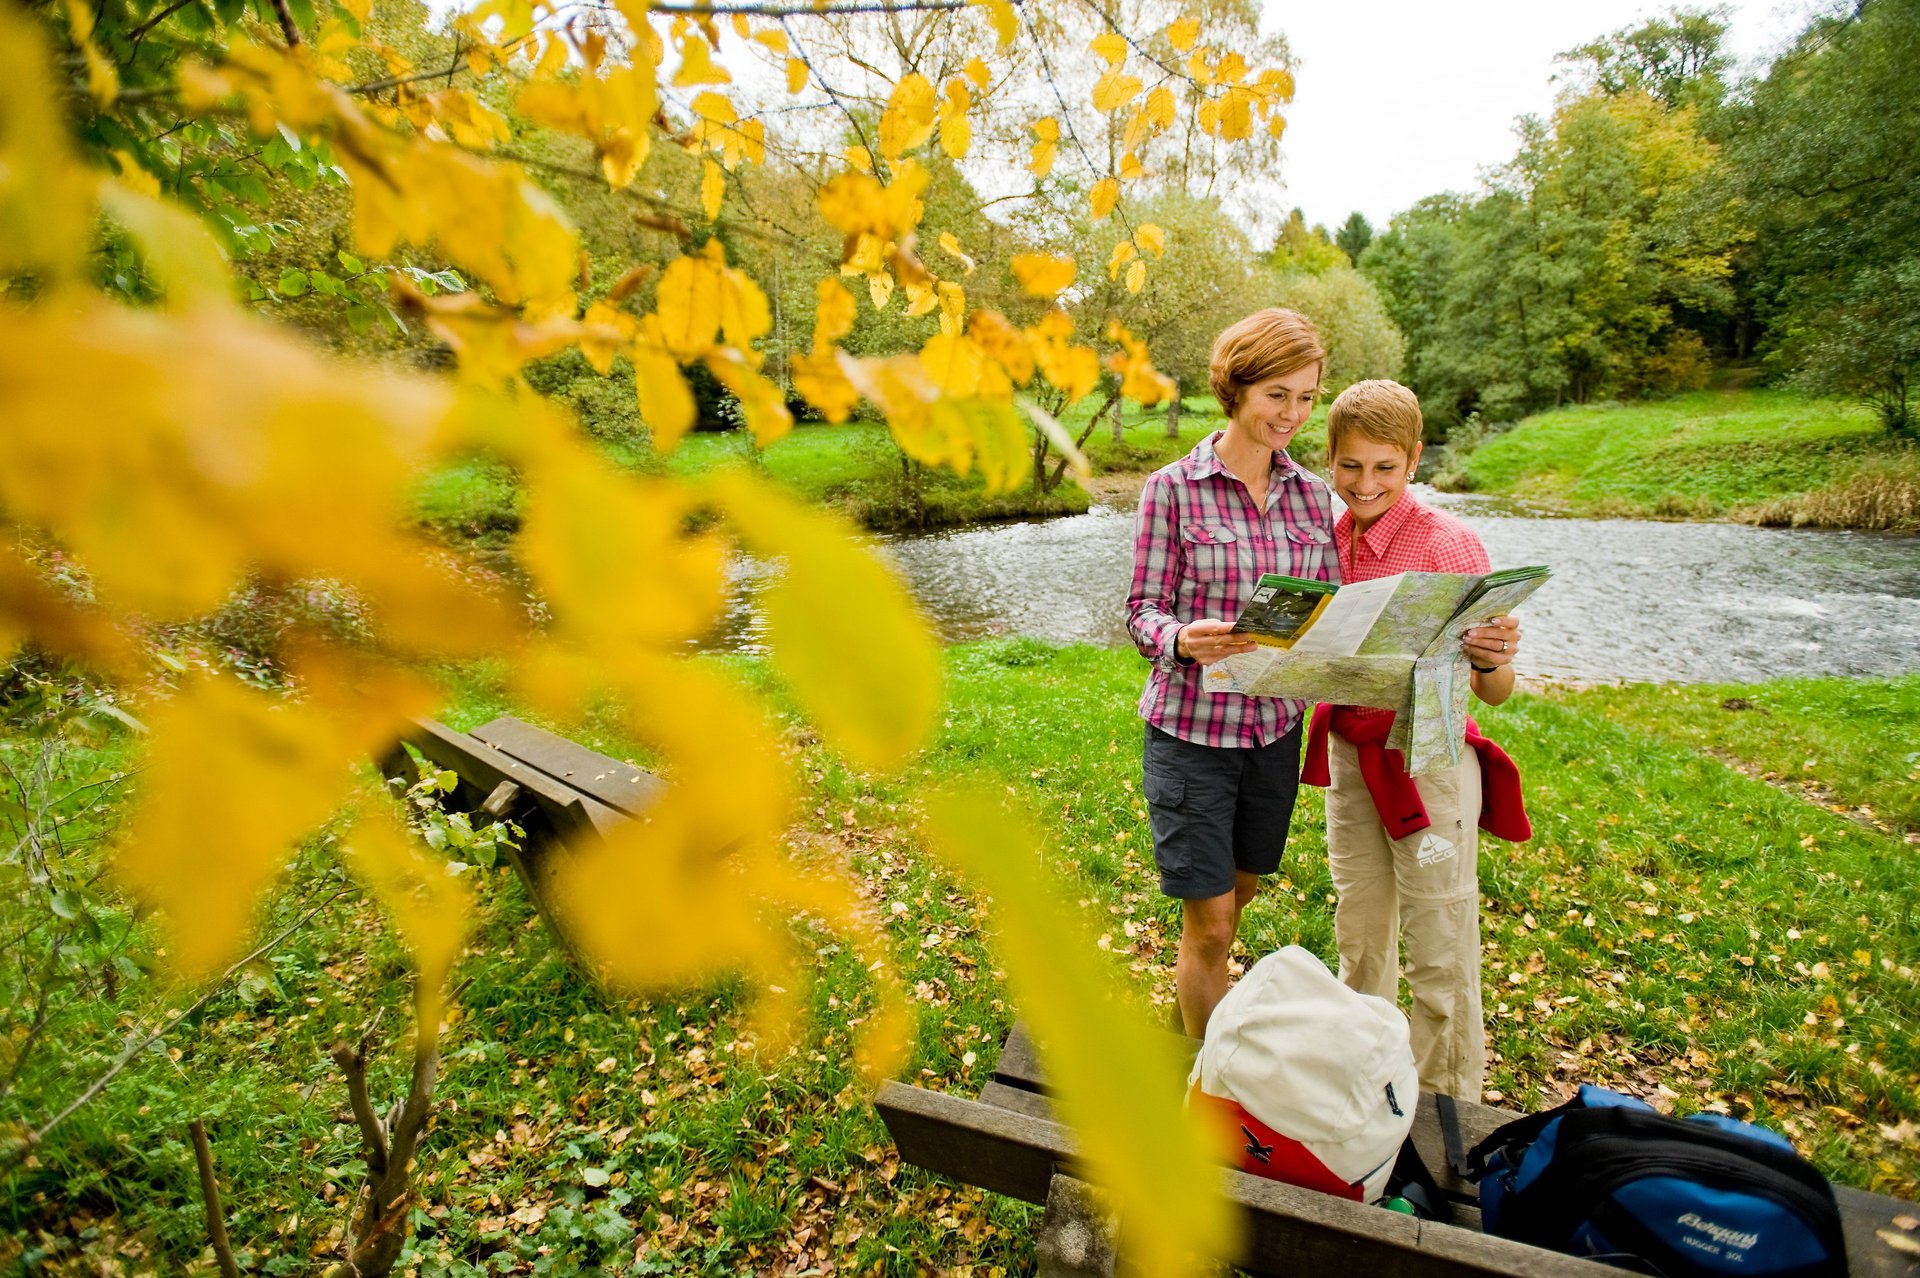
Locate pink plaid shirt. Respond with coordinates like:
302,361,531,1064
1335,491,1489,730
1127,433,1339,748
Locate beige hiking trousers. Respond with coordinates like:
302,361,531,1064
1326,735,1485,1101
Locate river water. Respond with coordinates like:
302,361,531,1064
710,486,1920,685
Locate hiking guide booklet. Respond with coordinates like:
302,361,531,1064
1205,566,1552,775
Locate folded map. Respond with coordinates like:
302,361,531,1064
1207,566,1552,775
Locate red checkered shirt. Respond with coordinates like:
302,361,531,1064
1127,433,1339,748
1334,491,1489,730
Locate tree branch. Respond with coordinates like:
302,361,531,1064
322,982,444,1278
654,0,976,12
1021,3,1133,239
4,887,355,1166
780,15,881,177
330,1016,390,1180
0,938,63,1106
127,0,200,43
348,35,536,97
1070,0,1185,84
268,0,302,47
1779,171,1899,201
379,996,438,1195
189,1120,243,1278
497,149,805,248
1047,386,1116,488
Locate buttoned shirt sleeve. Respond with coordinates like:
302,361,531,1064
1127,470,1189,670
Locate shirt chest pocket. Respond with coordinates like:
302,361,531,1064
1284,523,1333,581
1181,523,1241,584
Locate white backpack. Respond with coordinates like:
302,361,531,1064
1187,946,1419,1203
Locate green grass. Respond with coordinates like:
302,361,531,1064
7,660,1918,1274
644,423,892,499
1069,396,1332,476
1445,388,1920,528
412,458,524,548
1568,675,1920,832
414,421,1092,541
409,392,1318,547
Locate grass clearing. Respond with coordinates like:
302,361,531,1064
1568,675,1920,833
408,395,1321,545
6,655,1917,1275
414,420,1092,541
412,458,524,548
1070,397,1332,477
1444,389,1920,530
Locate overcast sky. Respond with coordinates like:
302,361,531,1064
1268,0,1825,234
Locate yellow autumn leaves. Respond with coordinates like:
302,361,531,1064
1074,20,1295,229
1,8,943,1066
182,39,578,321
1106,222,1168,295
0,0,1300,1268
582,241,790,451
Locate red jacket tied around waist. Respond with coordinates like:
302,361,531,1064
1302,704,1532,844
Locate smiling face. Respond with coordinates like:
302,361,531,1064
1225,364,1321,455
1331,434,1423,530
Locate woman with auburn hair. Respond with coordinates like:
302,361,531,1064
1125,308,1339,1036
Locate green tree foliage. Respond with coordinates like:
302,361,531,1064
1731,0,1920,434
1362,87,1733,424
1368,1,1919,438
1271,265,1403,394
1266,207,1348,275
1081,192,1272,394
1334,210,1373,263
1556,5,1733,113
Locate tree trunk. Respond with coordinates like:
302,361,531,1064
1109,394,1126,445
900,452,925,528
1164,395,1182,439
1048,388,1120,491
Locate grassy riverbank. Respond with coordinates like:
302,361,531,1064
412,422,1094,544
410,396,1329,545
7,660,1917,1275
419,385,1919,545
1439,389,1920,531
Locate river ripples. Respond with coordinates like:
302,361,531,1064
707,485,1920,685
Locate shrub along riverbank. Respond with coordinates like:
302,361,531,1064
416,385,1920,549
1437,388,1920,531
409,396,1321,544
6,656,1917,1275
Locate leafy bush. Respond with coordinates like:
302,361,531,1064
1271,266,1405,393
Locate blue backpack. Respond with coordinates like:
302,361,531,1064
1465,1085,1848,1277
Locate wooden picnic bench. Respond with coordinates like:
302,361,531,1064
377,714,662,950
877,1023,1920,1278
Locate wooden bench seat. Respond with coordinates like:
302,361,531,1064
378,714,661,953
876,1024,1919,1277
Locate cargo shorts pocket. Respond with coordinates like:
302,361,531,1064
1143,767,1190,877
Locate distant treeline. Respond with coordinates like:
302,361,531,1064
1343,2,1919,436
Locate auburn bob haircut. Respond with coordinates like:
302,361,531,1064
1208,309,1326,416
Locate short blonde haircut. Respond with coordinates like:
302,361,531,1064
1328,379,1424,457
1208,309,1326,415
